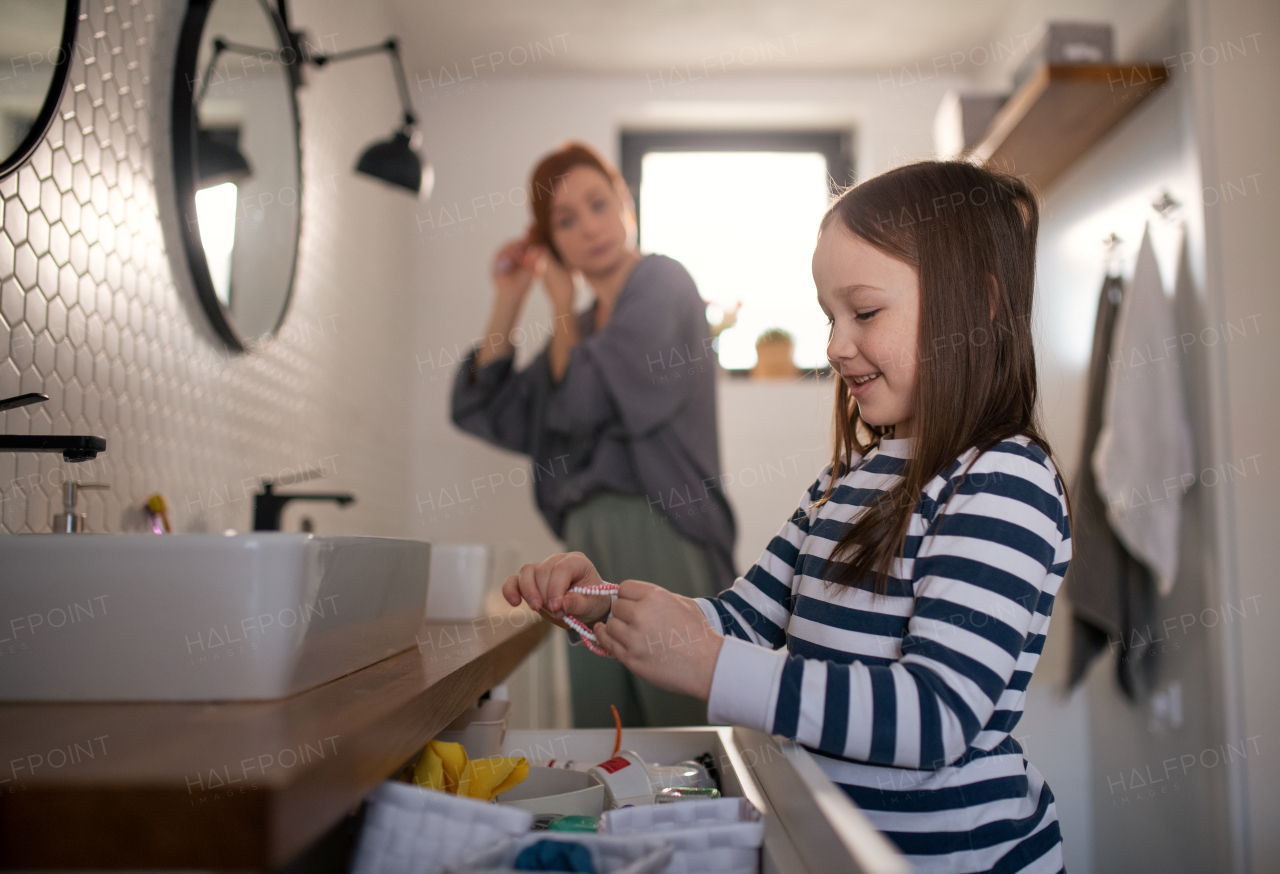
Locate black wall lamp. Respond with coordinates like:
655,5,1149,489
278,0,433,199
193,38,257,189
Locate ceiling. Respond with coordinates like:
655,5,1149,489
383,0,1024,78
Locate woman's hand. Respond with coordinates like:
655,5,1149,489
477,229,541,367
594,581,724,701
537,248,577,315
502,552,612,629
536,248,582,383
492,233,539,304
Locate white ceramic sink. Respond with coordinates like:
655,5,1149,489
425,543,515,619
0,533,431,701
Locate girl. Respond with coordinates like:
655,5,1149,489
452,142,736,730
504,160,1070,873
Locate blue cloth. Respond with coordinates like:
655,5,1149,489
513,839,596,872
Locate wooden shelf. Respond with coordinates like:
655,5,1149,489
971,62,1171,191
0,607,549,870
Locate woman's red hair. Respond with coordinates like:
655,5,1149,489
528,141,631,263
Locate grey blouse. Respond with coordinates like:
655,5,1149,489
450,254,736,591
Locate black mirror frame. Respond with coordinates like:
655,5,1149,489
0,1,81,180
170,0,303,353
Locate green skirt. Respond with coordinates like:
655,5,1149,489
562,491,719,728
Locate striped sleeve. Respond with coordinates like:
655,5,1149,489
694,470,832,648
707,444,1069,770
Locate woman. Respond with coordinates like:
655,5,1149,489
450,142,736,728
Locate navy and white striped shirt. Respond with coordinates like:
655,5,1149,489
697,435,1069,874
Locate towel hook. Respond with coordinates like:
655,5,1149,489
1102,232,1125,282
1152,190,1182,219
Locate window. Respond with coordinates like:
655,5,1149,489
621,130,854,371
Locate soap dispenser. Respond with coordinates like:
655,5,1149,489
52,482,109,533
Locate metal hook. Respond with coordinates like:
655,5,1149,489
1152,190,1182,218
1102,232,1125,282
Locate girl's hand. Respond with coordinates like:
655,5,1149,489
594,581,724,701
536,248,577,314
502,552,612,629
492,231,539,303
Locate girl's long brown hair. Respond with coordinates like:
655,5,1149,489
817,160,1066,592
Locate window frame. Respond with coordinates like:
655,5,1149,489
619,129,854,376
619,128,856,243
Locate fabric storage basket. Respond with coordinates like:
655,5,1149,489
351,780,534,874
446,833,673,874
599,798,764,874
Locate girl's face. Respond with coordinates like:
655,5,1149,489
548,165,634,276
812,224,921,437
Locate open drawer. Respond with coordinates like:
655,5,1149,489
501,728,908,874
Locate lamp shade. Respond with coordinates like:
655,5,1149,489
196,127,252,189
355,130,431,198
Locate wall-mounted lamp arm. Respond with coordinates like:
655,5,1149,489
309,39,416,128
196,37,282,104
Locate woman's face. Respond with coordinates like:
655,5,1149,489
812,223,921,437
547,165,634,276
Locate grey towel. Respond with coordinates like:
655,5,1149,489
1066,274,1157,698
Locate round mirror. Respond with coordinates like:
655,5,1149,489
0,0,78,178
172,0,301,350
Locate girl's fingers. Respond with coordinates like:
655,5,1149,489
501,574,521,607
600,614,634,652
538,605,570,631
543,555,574,610
533,553,567,604
614,579,655,601
559,591,586,614
562,592,610,623
509,552,613,619
516,563,544,612
594,620,621,661
608,598,636,622
547,553,594,610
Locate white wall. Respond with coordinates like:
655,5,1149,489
1185,0,1280,869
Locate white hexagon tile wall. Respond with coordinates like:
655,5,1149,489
0,0,419,535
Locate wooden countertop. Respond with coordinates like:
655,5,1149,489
0,605,550,870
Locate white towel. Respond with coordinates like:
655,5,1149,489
1092,225,1194,596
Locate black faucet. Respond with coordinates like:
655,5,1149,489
0,394,106,462
252,480,355,531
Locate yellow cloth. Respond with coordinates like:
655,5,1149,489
412,740,529,801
